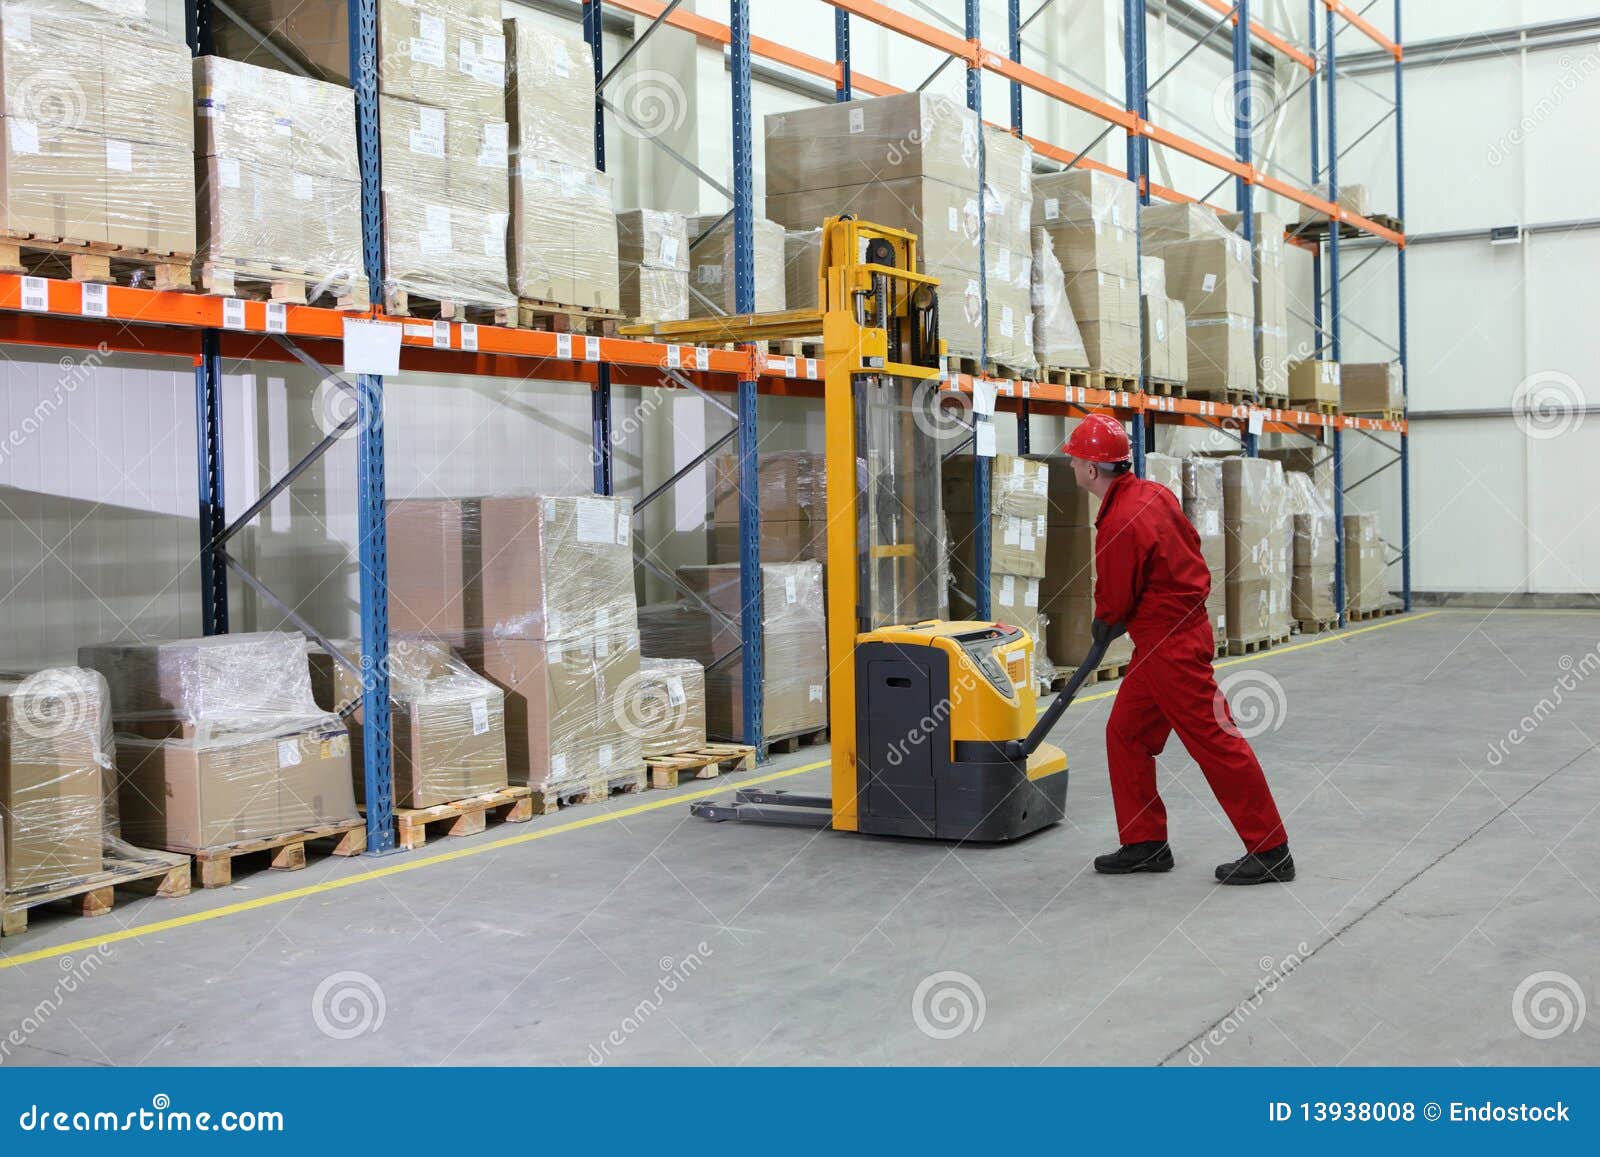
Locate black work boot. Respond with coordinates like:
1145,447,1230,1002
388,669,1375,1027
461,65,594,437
1094,841,1174,874
1215,843,1295,885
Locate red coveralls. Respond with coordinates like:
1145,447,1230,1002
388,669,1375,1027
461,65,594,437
1093,472,1287,853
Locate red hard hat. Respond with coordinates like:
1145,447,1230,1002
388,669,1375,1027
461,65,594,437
1063,413,1132,464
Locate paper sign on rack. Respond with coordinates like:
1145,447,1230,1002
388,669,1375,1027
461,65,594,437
972,378,997,416
975,421,997,458
343,319,402,376
1247,409,1265,437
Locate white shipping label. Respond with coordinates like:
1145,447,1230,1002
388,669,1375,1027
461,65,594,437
432,319,450,349
552,40,571,77
549,642,564,664
595,635,610,659
411,35,445,68
483,225,506,258
410,128,444,158
1111,204,1123,227
1020,523,1036,552
8,118,39,155
575,496,614,543
106,139,132,172
265,301,287,334
1154,318,1166,342
81,282,107,318
809,684,824,703
659,236,680,267
1204,511,1220,537
419,204,453,255
292,172,314,201
222,298,246,331
848,107,865,134
19,277,47,312
1044,197,1059,221
484,35,506,63
461,323,478,351
998,574,1016,605
598,744,613,767
1003,519,1021,547
596,606,610,631
1201,273,1217,293
1024,313,1034,344
277,739,302,768
9,13,31,40
972,377,997,416
479,122,509,169
218,157,241,188
947,206,958,234
785,574,798,604
1000,305,1014,338
666,676,686,707
585,335,601,362
996,248,1011,279
1025,578,1040,608
470,698,490,736
552,753,567,777
1012,458,1024,476
615,509,631,546
975,421,997,458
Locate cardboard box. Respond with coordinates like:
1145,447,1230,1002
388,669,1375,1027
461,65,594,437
1299,182,1372,226
768,176,980,275
785,228,823,311
115,720,356,853
764,92,979,195
80,632,321,724
688,213,785,316
1185,313,1253,395
634,658,706,757
106,138,196,255
1160,235,1253,318
942,454,1049,519
1034,169,1137,237
1027,452,1096,527
0,122,108,242
504,16,594,170
1141,293,1170,381
1183,457,1227,639
511,158,618,310
1344,513,1388,613
948,510,1048,581
710,451,823,524
0,8,108,138
1140,201,1224,246
1166,297,1189,383
1342,362,1404,414
706,519,826,567
1288,359,1341,408
1222,457,1288,643
0,672,106,893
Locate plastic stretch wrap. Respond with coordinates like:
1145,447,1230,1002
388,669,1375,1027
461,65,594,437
687,213,785,317
1299,182,1371,226
1140,201,1232,247
1220,210,1290,396
504,17,594,170
1341,362,1404,414
1344,512,1388,613
387,495,638,643
631,658,707,757
1142,293,1175,382
1144,454,1183,500
81,632,323,728
707,451,825,565
784,228,823,312
211,0,506,118
1,668,112,896
617,209,689,322
1182,456,1228,641
381,95,513,308
764,92,979,196
1031,171,1139,375
510,156,617,310
1031,227,1090,370
0,1,194,253
1285,471,1336,622
981,127,1034,369
1141,256,1166,298
660,562,828,742
309,638,508,809
194,56,363,292
1221,457,1288,644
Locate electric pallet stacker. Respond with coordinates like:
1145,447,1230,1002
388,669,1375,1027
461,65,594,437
620,217,1118,842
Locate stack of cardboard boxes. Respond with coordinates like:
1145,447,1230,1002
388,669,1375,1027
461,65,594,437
507,18,618,312
83,633,359,853
386,495,645,796
214,0,514,310
764,93,996,364
1220,458,1289,649
945,456,1051,677
631,659,707,757
308,639,508,809
1032,170,1140,377
981,127,1035,371
0,668,110,897
1299,182,1372,227
0,1,194,259
705,451,826,568
1138,256,1188,386
1345,512,1388,614
1285,472,1336,625
1220,211,1290,401
1182,457,1228,648
617,209,689,323
687,213,786,317
1142,203,1254,399
1030,227,1090,371
193,56,364,302
1288,360,1341,411
1341,362,1405,415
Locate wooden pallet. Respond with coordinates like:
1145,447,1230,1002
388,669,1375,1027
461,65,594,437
386,786,534,852
1035,365,1092,389
1,845,190,937
1226,636,1273,656
1144,378,1189,398
1096,660,1132,683
1296,616,1340,635
381,286,519,327
952,356,1033,381
510,298,626,334
0,233,194,291
1290,212,1403,245
1260,393,1290,408
1289,400,1341,416
1346,409,1405,424
1189,387,1255,406
199,261,370,310
1346,604,1402,622
1088,372,1140,395
765,338,821,359
647,743,757,790
764,726,829,755
188,819,367,889
528,767,648,815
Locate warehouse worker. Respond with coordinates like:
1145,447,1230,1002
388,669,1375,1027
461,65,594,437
1063,413,1294,885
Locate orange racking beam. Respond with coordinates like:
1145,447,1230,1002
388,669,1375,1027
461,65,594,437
1324,0,1400,58
1196,0,1316,71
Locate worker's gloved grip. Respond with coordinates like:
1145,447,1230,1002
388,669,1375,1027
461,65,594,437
1091,619,1127,647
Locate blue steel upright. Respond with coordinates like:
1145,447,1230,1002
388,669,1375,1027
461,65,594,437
967,0,991,620
1326,5,1346,628
835,8,851,101
1008,0,1030,455
1123,0,1146,475
350,0,395,852
1395,0,1410,610
730,0,764,755
1234,0,1256,464
584,2,613,495
1308,0,1322,356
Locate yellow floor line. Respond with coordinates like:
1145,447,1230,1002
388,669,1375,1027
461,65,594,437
1,610,1440,972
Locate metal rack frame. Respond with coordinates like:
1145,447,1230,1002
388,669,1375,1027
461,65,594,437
0,0,1407,855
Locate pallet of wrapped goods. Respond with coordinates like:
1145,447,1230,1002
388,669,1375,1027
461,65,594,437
0,2,196,291
1032,170,1139,387
685,212,785,318
77,632,365,889
1181,457,1228,652
1285,472,1337,632
1030,227,1090,381
1341,362,1405,419
193,56,368,308
784,228,824,312
705,450,826,567
979,126,1035,376
1144,206,1255,401
618,209,689,324
1,667,190,937
1344,512,1389,617
1219,210,1291,401
1220,458,1289,653
624,658,753,789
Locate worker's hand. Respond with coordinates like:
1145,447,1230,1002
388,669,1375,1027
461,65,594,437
1091,618,1127,647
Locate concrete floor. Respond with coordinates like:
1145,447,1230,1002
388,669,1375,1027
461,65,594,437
2,609,1597,1067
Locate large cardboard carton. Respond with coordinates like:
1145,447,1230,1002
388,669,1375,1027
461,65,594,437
1342,362,1404,414
766,177,980,275
1160,234,1253,318
511,158,617,310
0,123,107,242
942,454,1049,519
1182,457,1227,640
1221,457,1286,643
633,658,707,757
764,92,980,195
1288,360,1341,408
617,209,689,322
0,672,106,893
686,213,786,317
504,16,593,169
1185,313,1253,395
710,451,823,524
1344,513,1388,613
